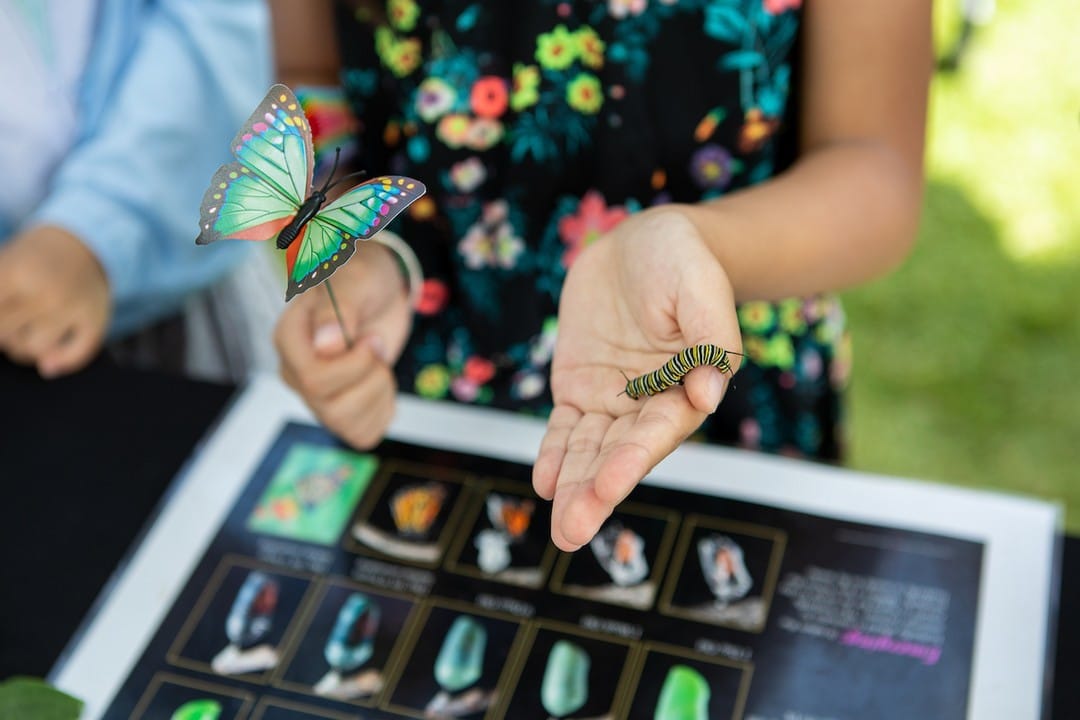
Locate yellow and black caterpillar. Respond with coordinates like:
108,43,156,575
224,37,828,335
622,344,742,400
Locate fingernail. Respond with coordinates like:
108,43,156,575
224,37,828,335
707,370,726,413
313,323,341,351
365,335,389,363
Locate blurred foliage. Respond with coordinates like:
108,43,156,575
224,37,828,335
0,677,81,720
842,0,1080,529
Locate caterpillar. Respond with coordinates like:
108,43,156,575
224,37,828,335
621,344,742,400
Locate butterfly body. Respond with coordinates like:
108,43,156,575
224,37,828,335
197,84,425,301
276,189,327,250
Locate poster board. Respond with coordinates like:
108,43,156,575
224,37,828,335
51,376,1060,719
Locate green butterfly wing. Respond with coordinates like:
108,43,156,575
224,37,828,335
285,176,427,300
197,85,313,245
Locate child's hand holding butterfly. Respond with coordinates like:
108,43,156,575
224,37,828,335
274,242,412,449
0,225,110,377
533,207,742,552
196,83,424,448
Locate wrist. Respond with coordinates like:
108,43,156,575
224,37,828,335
666,202,743,298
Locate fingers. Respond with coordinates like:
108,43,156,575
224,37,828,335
0,305,57,365
0,300,34,346
0,227,110,377
311,299,356,357
280,339,397,449
555,413,611,495
277,300,396,449
275,269,408,451
9,314,68,360
274,294,320,368
276,280,391,376
592,392,704,504
300,336,389,402
533,404,582,501
312,321,350,356
547,413,612,551
37,324,103,378
682,365,728,415
313,362,398,449
549,392,707,552
275,296,333,392
1,304,104,377
281,332,382,404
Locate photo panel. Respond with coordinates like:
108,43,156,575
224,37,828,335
495,621,638,719
348,460,470,566
624,644,752,720
168,557,315,681
445,480,558,589
247,442,379,546
274,578,419,706
551,503,679,610
250,697,361,720
130,672,253,719
659,516,787,633
383,601,526,719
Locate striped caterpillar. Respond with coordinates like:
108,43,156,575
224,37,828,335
621,344,742,400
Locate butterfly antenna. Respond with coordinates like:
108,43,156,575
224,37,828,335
325,170,369,193
320,147,343,193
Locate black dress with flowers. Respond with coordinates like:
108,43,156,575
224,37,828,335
335,0,847,460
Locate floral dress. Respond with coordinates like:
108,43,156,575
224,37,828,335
334,0,849,460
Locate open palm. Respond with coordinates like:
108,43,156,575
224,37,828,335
533,209,743,551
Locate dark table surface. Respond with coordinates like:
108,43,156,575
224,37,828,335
1,355,1075,717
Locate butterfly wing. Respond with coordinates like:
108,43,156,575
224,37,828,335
197,84,314,245
284,175,426,300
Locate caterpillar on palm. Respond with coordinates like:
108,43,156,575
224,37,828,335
621,344,742,400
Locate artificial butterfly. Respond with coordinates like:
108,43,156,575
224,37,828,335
196,84,425,301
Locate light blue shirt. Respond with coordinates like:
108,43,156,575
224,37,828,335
0,1,99,225
15,0,272,335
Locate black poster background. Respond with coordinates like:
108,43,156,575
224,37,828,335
103,422,982,719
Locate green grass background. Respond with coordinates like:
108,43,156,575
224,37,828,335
841,1,1080,529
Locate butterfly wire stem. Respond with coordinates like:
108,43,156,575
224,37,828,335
324,279,354,350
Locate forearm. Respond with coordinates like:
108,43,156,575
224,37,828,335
683,0,931,304
682,139,924,303
32,0,271,334
270,0,340,85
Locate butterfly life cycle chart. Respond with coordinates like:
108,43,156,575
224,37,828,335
52,377,1059,719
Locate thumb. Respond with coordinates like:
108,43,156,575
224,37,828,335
683,364,728,415
312,319,349,357
674,265,741,415
677,322,741,414
311,280,365,357
312,311,392,363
